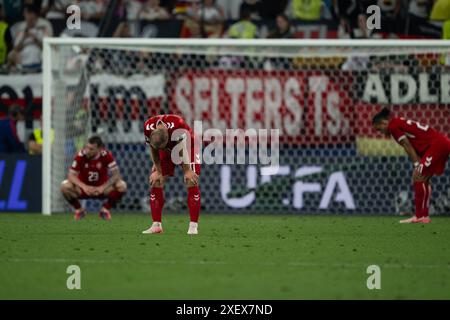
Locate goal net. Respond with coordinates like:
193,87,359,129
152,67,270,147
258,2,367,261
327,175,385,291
42,39,450,216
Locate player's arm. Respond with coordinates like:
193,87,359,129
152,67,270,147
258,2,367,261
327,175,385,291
148,145,166,187
389,120,421,168
150,146,162,174
178,137,198,185
97,166,122,194
67,169,92,195
398,137,422,173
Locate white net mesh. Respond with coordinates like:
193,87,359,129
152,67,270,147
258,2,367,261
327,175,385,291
45,40,450,215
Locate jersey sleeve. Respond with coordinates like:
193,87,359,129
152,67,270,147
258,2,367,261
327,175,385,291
103,150,118,171
173,116,191,142
388,118,407,143
144,117,157,144
70,153,83,174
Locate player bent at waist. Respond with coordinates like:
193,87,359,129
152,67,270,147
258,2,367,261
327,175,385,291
141,114,201,235
372,108,450,224
60,136,127,220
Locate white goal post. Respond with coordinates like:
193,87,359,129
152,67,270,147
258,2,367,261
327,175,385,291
42,38,450,216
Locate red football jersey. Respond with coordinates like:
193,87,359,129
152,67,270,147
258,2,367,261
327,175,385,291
70,148,117,186
388,117,447,155
143,114,194,150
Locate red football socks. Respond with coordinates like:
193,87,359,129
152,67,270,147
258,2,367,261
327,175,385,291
68,199,81,210
423,182,431,218
150,187,164,222
187,186,201,223
414,181,431,218
103,190,124,210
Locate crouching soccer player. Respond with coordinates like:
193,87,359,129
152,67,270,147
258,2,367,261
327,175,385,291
372,108,450,223
60,136,127,220
141,114,201,235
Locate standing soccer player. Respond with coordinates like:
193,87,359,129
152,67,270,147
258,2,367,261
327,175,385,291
372,108,450,223
141,114,201,235
60,136,127,220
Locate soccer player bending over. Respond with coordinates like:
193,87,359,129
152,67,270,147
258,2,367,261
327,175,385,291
60,136,127,220
372,108,450,223
142,114,201,235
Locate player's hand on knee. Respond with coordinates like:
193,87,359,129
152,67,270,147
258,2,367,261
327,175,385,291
184,170,199,186
413,168,421,180
412,167,429,182
150,171,164,187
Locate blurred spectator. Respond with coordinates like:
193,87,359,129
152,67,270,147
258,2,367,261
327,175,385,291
377,0,402,18
0,3,13,66
41,0,73,19
333,0,359,38
441,20,450,65
114,0,128,22
79,0,108,22
127,0,146,20
225,8,258,38
377,0,403,35
8,4,53,70
240,0,262,20
408,0,432,19
139,0,170,20
405,0,435,37
1,0,23,25
267,13,293,38
180,0,224,38
216,0,241,19
430,0,450,42
113,21,134,37
287,0,324,21
336,0,379,38
0,104,26,153
259,0,288,19
110,21,154,74
430,0,450,22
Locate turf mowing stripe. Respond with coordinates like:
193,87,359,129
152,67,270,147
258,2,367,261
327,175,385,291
2,257,450,270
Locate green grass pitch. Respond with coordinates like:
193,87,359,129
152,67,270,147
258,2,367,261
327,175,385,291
0,213,450,299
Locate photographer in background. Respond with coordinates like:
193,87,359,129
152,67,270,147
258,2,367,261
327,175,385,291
0,104,26,153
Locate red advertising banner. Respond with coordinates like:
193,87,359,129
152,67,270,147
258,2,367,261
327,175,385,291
168,70,355,145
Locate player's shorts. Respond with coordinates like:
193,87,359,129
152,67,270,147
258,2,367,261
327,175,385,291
419,138,450,176
159,145,201,177
77,189,107,199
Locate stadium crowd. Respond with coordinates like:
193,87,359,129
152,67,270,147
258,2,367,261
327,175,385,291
0,0,449,74
0,0,449,156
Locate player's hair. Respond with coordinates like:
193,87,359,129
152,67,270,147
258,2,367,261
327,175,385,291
372,108,391,125
88,135,104,147
150,128,169,149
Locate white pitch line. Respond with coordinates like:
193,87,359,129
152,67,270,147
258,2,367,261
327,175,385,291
1,258,450,270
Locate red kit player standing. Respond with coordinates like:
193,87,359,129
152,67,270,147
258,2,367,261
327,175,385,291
142,114,201,235
372,108,450,223
60,136,127,220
